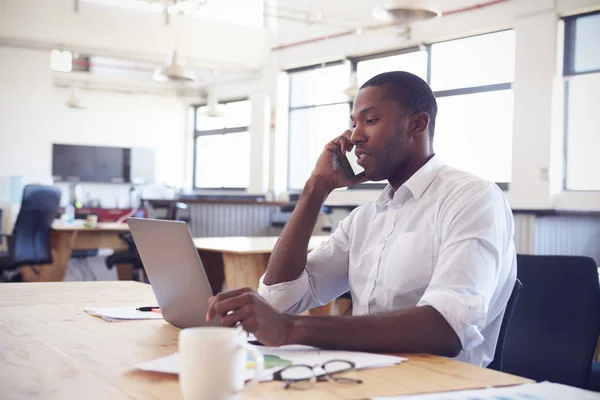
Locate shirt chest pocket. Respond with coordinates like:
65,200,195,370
380,232,436,295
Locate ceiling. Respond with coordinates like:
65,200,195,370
264,0,505,45
82,0,506,46
65,0,507,88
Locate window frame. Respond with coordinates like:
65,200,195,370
192,98,250,191
562,10,600,192
286,61,354,191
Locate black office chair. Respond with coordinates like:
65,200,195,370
105,202,188,281
0,185,61,282
0,208,4,249
488,278,523,371
499,254,600,388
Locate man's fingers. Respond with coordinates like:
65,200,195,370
211,291,257,320
338,136,348,154
206,287,254,321
339,130,353,153
219,305,253,327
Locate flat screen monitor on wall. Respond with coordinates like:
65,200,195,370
52,144,130,183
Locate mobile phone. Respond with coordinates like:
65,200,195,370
337,151,364,181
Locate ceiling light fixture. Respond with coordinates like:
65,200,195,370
373,0,441,23
64,86,88,109
201,89,223,117
343,68,359,100
153,50,197,82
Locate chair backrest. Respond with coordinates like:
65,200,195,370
166,202,188,221
488,278,523,371
501,254,600,388
10,185,61,268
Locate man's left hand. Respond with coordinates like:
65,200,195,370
206,287,294,347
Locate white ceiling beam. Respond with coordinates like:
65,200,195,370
0,0,269,72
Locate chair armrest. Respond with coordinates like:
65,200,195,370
117,232,136,250
0,233,12,253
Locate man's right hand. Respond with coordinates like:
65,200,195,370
310,130,368,191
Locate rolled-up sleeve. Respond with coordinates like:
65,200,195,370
258,209,357,315
417,183,514,352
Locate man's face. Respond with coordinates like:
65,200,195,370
350,86,412,182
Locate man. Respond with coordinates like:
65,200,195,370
206,71,516,367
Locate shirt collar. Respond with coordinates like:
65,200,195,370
375,155,444,208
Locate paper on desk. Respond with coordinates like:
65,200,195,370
371,381,600,400
84,307,164,322
136,344,406,382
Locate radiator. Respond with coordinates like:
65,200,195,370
513,213,536,254
188,203,283,238
534,215,600,264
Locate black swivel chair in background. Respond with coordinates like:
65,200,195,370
0,185,61,282
105,202,188,281
498,254,600,389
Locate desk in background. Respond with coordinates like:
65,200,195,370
194,236,332,314
0,281,533,399
31,222,131,282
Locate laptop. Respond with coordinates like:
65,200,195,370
127,218,219,329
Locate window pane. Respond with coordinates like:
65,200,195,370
225,100,251,128
357,51,428,86
431,30,515,91
573,13,600,73
196,106,225,131
566,73,600,190
434,90,513,183
288,103,350,190
289,63,351,108
195,132,250,188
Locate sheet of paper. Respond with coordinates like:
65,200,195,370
84,307,164,322
136,344,406,382
371,381,600,400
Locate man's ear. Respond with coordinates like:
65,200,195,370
411,112,430,137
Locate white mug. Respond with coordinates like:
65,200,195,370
179,327,264,400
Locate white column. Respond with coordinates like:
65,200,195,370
508,0,560,209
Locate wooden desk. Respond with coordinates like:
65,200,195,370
193,236,328,290
0,282,532,400
194,236,331,314
32,222,130,282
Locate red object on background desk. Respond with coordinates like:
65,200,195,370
67,208,147,222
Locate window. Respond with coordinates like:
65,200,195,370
356,49,428,86
431,30,515,185
287,30,515,190
288,63,351,190
193,100,251,189
563,11,600,191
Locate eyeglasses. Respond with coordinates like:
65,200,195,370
272,359,363,390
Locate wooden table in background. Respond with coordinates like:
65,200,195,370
31,222,130,282
0,282,533,400
193,236,332,314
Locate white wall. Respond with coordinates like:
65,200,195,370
0,46,188,210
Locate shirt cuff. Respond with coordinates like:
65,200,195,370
257,270,310,313
417,289,486,351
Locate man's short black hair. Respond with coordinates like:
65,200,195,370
360,71,437,141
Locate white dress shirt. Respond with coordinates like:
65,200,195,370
258,155,516,367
